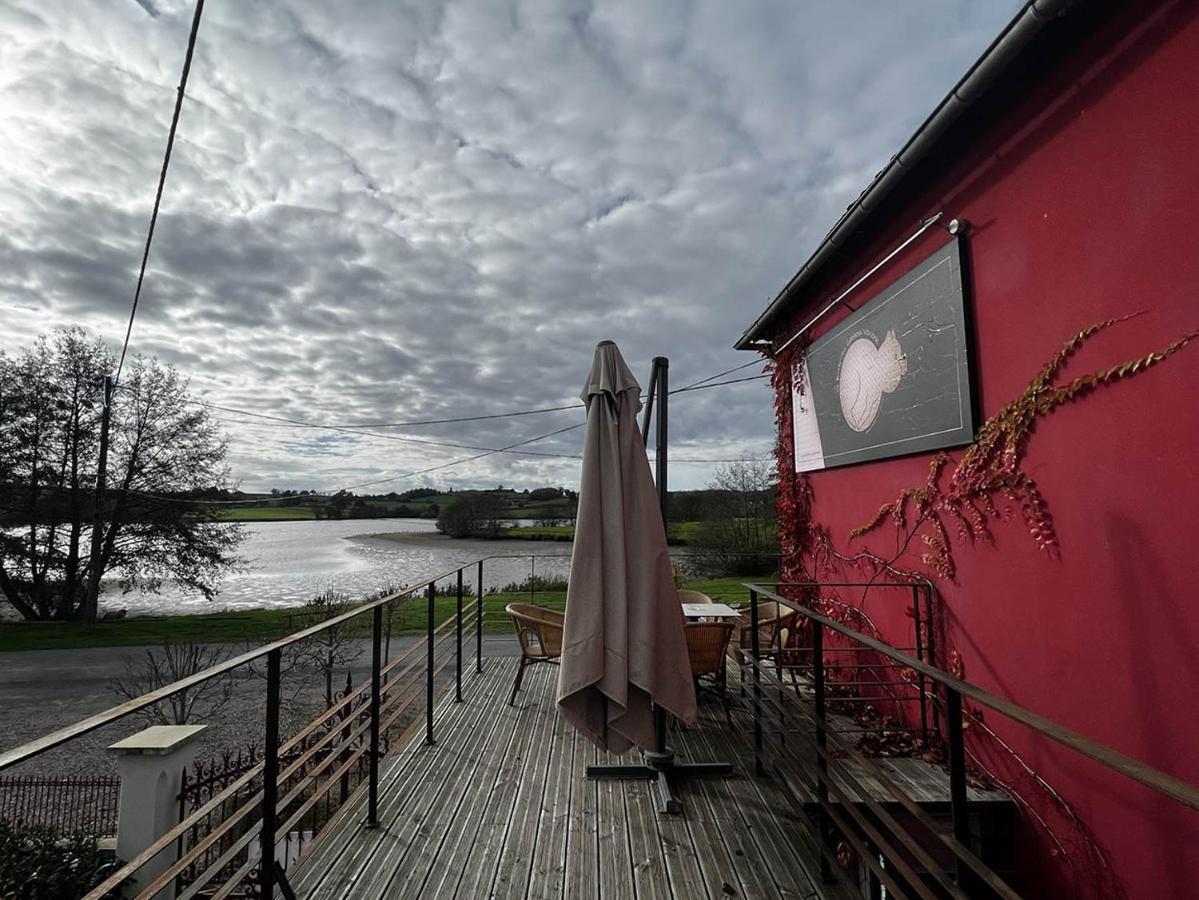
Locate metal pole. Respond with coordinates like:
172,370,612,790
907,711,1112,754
912,584,928,746
455,568,463,702
366,605,382,827
260,648,281,898
654,358,669,760
530,556,535,605
947,687,971,888
85,374,113,626
476,560,484,673
750,588,764,777
426,582,435,745
813,620,831,883
654,357,668,522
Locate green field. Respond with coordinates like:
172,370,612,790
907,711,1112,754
215,506,318,521
0,574,763,653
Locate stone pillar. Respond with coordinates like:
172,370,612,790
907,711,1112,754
108,725,207,899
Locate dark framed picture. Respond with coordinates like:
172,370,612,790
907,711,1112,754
791,238,975,473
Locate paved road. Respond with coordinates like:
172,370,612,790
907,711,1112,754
0,635,521,775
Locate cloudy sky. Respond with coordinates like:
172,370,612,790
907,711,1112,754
0,0,1018,493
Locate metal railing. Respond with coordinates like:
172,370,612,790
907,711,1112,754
0,774,121,835
0,549,779,898
742,582,1199,898
0,554,565,899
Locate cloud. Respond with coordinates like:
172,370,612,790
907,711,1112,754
0,0,1019,491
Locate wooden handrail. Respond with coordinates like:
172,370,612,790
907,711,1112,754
745,582,1199,813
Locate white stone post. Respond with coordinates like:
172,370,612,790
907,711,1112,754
108,725,207,899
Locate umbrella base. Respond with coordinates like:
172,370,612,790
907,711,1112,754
587,757,735,814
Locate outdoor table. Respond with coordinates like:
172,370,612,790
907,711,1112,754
681,603,740,620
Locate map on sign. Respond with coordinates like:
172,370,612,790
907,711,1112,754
791,239,975,473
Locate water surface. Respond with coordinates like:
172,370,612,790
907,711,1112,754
101,519,572,617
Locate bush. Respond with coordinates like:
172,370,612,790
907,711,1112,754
0,822,120,900
499,574,569,593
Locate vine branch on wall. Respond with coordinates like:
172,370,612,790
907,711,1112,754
849,314,1196,579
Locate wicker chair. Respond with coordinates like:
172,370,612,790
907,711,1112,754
684,621,736,725
733,602,799,697
677,589,713,605
505,603,564,706
734,601,797,660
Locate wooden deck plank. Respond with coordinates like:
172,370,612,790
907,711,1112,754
525,708,579,900
653,779,712,900
297,663,507,898
352,663,522,898
452,665,557,899
595,747,639,900
488,664,565,900
624,772,674,900
417,670,538,897
292,667,486,896
671,726,776,900
288,647,1010,900
562,737,600,900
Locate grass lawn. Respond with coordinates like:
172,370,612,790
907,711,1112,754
499,521,703,544
214,506,318,521
0,574,766,652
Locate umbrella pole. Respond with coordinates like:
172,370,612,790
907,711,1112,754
586,356,734,815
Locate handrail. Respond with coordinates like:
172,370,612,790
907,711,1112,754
744,582,1199,812
0,548,761,773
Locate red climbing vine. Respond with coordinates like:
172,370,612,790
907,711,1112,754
848,313,1196,579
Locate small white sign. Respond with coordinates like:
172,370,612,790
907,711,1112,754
791,361,826,473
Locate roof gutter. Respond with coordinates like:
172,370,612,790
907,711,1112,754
735,0,1087,352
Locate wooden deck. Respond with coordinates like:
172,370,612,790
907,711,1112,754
291,656,857,900
290,651,1011,899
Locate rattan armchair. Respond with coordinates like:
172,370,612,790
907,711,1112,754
684,621,736,725
733,601,798,666
677,589,713,605
505,603,564,706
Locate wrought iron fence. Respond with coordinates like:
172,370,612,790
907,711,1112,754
0,774,121,835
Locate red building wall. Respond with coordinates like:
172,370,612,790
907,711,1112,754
766,4,1199,896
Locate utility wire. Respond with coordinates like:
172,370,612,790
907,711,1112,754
124,362,772,506
675,357,766,391
193,369,767,434
121,420,587,506
205,408,584,459
115,0,207,385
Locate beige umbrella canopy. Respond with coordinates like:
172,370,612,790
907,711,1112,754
556,341,698,753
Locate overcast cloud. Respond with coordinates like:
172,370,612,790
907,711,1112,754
0,0,1018,492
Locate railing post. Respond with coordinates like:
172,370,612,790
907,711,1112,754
426,582,436,745
911,583,929,747
750,589,764,777
947,686,972,888
366,604,382,828
260,648,281,898
813,619,832,883
476,560,484,673
530,555,536,605
924,583,941,738
455,568,464,703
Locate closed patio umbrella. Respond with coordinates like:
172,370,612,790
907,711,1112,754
557,341,697,752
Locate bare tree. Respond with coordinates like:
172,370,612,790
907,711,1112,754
0,329,244,621
692,457,779,575
109,641,235,726
292,590,364,709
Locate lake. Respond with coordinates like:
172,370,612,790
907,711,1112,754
99,519,574,617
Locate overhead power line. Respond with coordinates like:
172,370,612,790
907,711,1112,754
115,0,207,384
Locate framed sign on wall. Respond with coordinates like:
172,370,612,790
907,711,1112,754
792,238,976,473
